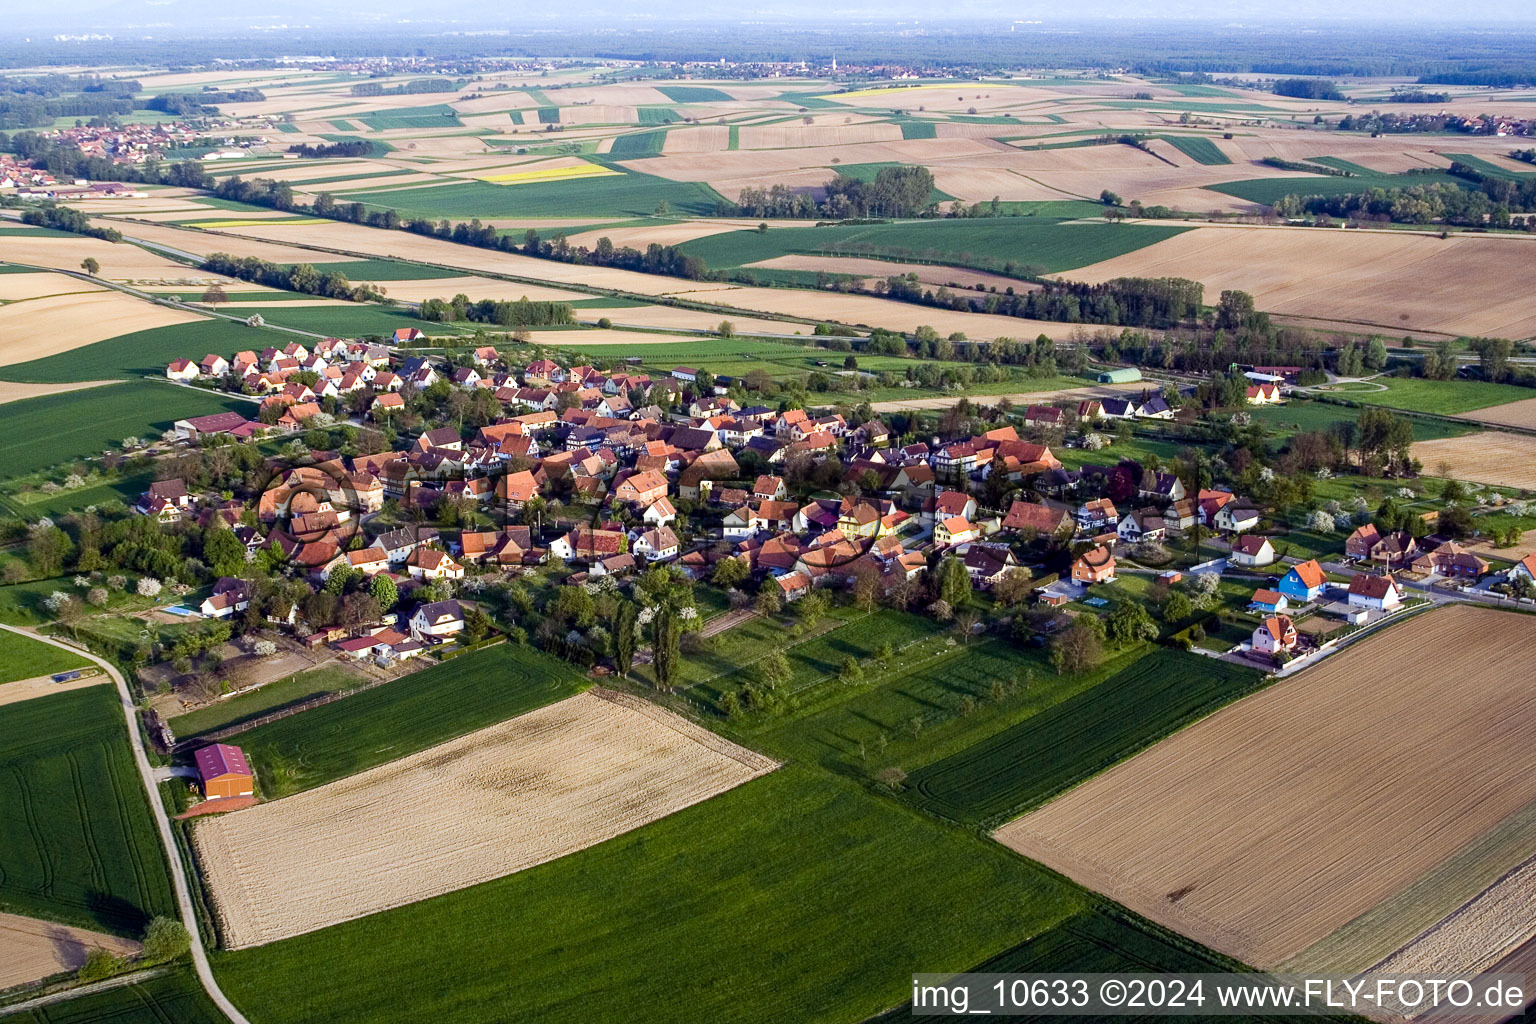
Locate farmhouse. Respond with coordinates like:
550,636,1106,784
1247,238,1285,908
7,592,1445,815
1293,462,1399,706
196,743,254,801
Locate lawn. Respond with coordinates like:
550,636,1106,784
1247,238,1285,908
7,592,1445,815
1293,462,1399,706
0,382,254,482
1159,135,1231,165
1325,377,1536,415
0,686,176,934
210,767,1088,1024
0,320,278,382
0,629,92,685
657,85,733,103
342,169,727,219
0,967,224,1024
680,216,1188,276
1247,398,1476,441
1206,171,1468,205
218,643,587,798
0,467,156,520
906,647,1267,826
166,663,365,738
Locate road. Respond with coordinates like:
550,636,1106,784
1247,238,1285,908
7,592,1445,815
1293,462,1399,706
1,625,250,1024
0,966,172,1017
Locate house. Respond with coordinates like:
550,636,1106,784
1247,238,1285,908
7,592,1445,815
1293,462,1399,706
1024,405,1064,429
1075,497,1118,531
753,475,786,501
1071,545,1117,584
1230,535,1277,568
1002,500,1071,537
1510,553,1536,584
393,327,426,344
633,526,680,562
926,490,977,524
195,744,254,800
165,358,198,381
138,479,192,520
199,578,251,618
406,547,464,580
1409,541,1489,579
1344,524,1381,561
1347,573,1403,611
1249,589,1289,614
612,470,669,507
1214,503,1261,535
1077,400,1103,422
1116,509,1166,544
1252,615,1298,655
1099,398,1141,419
1245,383,1283,405
410,599,465,638
671,366,698,383
1138,472,1186,504
775,571,813,602
963,545,1017,589
642,496,677,528
372,393,405,415
934,516,977,548
838,502,886,539
1137,396,1173,420
1278,559,1328,603
199,354,229,377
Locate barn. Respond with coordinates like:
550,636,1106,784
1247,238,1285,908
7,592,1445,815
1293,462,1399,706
196,743,255,800
1097,367,1142,384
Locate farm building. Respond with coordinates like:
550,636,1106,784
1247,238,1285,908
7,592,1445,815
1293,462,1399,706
196,743,255,801
1097,367,1141,384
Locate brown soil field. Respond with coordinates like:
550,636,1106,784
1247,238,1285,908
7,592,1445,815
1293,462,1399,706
1372,855,1536,978
1454,396,1536,430
91,219,362,267
1067,226,1536,339
0,271,105,301
736,123,903,149
2,231,221,279
746,254,1036,292
0,671,108,709
576,308,797,336
998,605,1536,970
870,381,1143,413
558,105,637,125
661,125,731,154
560,221,744,250
194,690,776,949
0,379,120,406
0,912,140,990
349,276,587,304
1466,529,1536,563
1410,434,1536,491
0,292,206,366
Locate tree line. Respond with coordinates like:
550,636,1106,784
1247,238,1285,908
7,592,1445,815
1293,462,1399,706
143,90,264,115
199,253,387,303
1273,78,1343,100
20,204,121,242
418,294,575,327
723,165,937,220
1271,171,1536,227
350,79,461,96
288,139,373,159
876,274,1204,330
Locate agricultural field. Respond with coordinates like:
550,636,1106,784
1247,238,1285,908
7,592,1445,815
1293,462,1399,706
0,967,224,1024
1206,170,1467,205
1452,394,1536,430
210,767,1086,1024
195,690,777,948
907,648,1265,826
217,642,587,798
341,170,726,220
0,686,175,935
997,606,1536,972
0,629,93,686
0,381,253,483
0,912,139,991
1327,377,1536,416
0,320,281,383
1410,433,1536,491
1246,398,1475,442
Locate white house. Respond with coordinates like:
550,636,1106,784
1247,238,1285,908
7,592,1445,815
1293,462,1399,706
165,359,198,381
1215,504,1261,534
1252,614,1297,655
1229,534,1277,568
410,599,464,639
633,526,680,562
1347,574,1403,611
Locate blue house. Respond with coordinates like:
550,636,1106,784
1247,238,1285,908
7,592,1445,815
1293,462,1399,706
1249,588,1289,614
1277,559,1327,603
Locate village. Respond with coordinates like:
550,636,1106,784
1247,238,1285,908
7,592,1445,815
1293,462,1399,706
131,331,1536,778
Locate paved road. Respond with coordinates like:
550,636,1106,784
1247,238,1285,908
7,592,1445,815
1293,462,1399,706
1,625,249,1024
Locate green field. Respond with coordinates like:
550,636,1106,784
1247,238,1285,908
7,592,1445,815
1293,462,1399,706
1159,135,1231,164
211,767,1086,1024
536,106,561,123
608,129,668,158
657,85,733,103
0,467,155,520
0,630,92,685
898,120,938,140
0,968,224,1024
1320,377,1536,415
681,216,1189,276
220,643,587,798
303,259,450,281
220,303,471,337
0,381,253,481
167,664,365,738
357,105,461,131
1248,398,1477,441
0,320,276,382
1444,153,1536,180
907,648,1266,825
1207,171,1468,205
343,169,727,219
637,106,680,125
0,686,175,934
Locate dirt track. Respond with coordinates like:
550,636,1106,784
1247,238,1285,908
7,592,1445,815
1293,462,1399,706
194,690,776,948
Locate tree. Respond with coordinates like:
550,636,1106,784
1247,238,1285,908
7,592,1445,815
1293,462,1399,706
650,604,681,690
1162,590,1193,623
654,199,672,216
754,586,782,616
797,589,828,626
1100,189,1122,206
1108,601,1158,647
1049,615,1105,675
614,599,638,677
717,320,735,339
755,650,791,690
203,527,247,578
935,555,971,608
78,947,122,983
992,567,1034,606
80,257,99,276
1215,290,1256,331
140,916,191,964
369,573,398,611
1364,335,1389,371
712,557,749,588
839,656,863,684
201,283,228,306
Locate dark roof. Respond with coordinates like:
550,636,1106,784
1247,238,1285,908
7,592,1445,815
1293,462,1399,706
415,599,464,621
